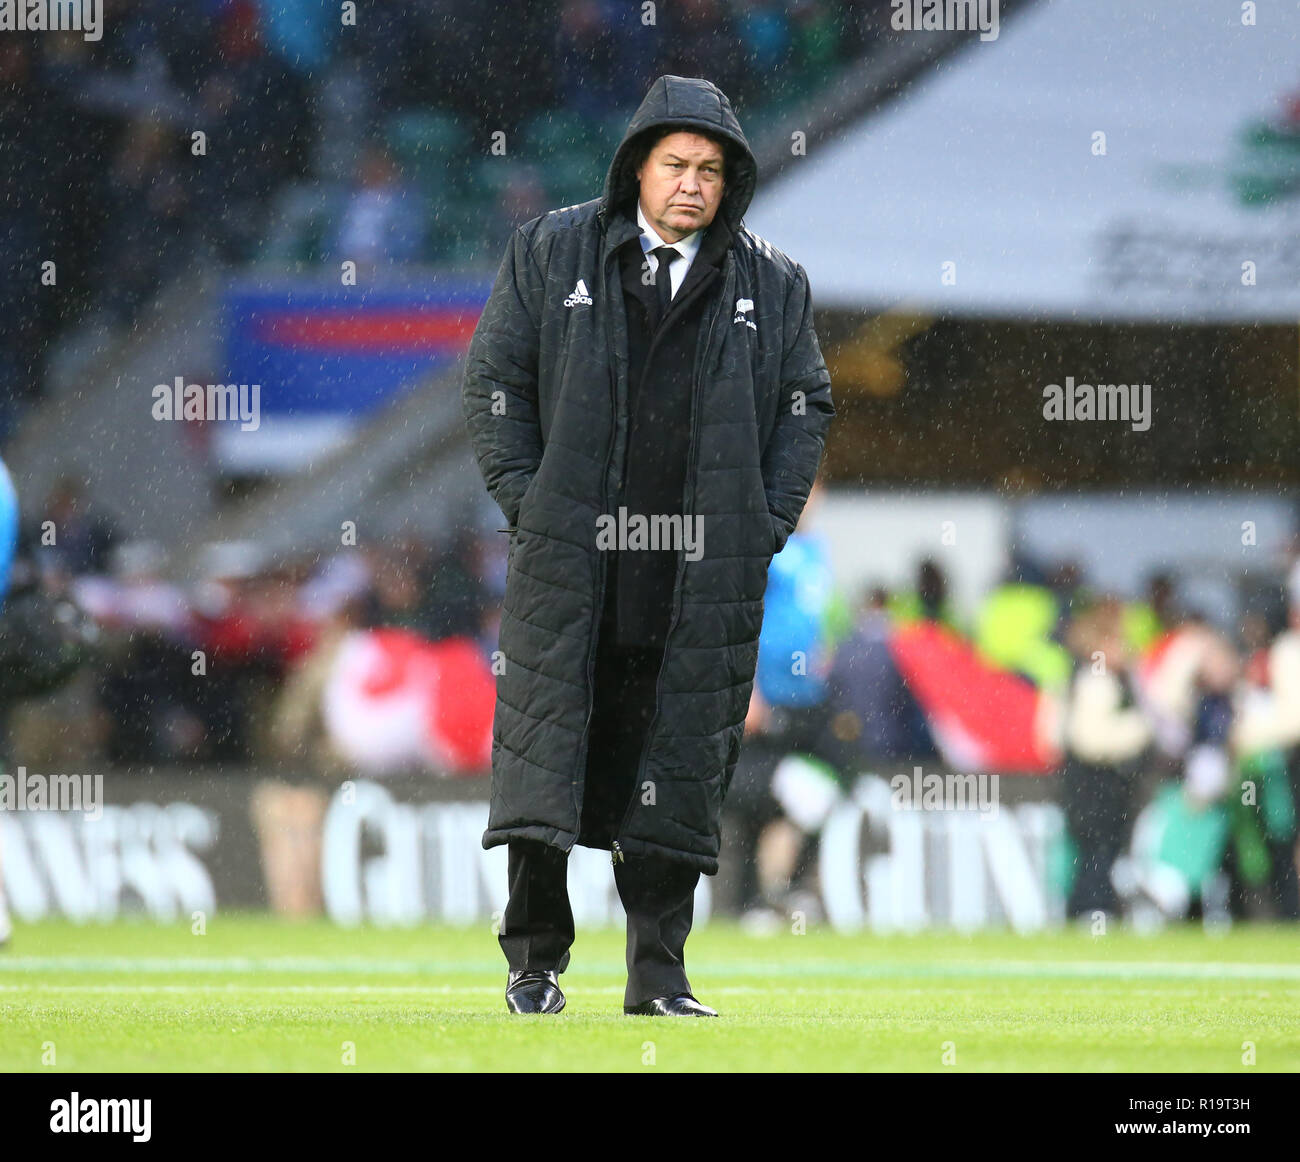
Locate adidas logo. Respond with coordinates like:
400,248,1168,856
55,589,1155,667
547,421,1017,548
563,278,593,308
733,297,756,330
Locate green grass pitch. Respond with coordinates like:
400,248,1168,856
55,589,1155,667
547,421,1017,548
1,916,1297,1072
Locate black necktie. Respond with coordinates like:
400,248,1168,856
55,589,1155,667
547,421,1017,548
650,245,680,320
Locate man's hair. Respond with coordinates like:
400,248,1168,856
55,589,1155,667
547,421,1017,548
627,124,733,183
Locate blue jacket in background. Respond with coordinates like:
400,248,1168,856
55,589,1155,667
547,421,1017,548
0,459,16,605
756,531,835,708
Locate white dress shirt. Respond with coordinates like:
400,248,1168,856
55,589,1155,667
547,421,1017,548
636,200,703,300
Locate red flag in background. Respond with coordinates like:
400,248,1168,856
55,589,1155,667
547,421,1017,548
889,620,1060,774
323,629,495,775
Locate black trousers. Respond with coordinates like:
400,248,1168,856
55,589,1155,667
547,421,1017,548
497,577,700,1006
1061,759,1139,917
498,839,700,1006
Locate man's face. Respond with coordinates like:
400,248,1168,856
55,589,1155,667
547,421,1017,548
635,131,725,243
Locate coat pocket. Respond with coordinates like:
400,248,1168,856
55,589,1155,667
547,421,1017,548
517,468,545,527
503,524,523,578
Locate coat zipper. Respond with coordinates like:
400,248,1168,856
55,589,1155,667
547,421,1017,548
611,255,732,868
574,248,624,851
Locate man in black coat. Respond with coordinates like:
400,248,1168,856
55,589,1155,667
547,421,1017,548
462,75,833,1016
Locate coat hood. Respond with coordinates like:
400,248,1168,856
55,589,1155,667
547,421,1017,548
599,75,757,233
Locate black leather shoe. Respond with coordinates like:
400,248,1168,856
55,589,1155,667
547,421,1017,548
505,970,565,1014
624,993,718,1017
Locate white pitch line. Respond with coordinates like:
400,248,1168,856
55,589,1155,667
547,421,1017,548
944,959,1300,981
2,957,1300,981
0,957,505,975
1,984,540,996
0,984,774,997
3,960,1300,986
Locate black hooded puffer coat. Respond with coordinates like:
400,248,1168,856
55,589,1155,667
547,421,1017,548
463,75,833,874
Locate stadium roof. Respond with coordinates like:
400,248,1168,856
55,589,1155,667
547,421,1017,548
746,0,1300,322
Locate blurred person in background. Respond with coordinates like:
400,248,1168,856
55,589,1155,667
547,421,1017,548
0,459,99,947
94,116,195,326
728,0,788,104
191,0,309,261
728,478,851,927
24,475,119,580
555,0,657,119
496,167,551,245
1125,570,1180,652
1059,599,1154,921
656,0,744,106
10,480,124,766
0,459,17,946
422,528,491,641
1110,620,1242,927
0,40,52,440
975,553,1073,691
1232,563,1300,916
823,584,936,765
1181,628,1240,812
889,556,961,632
788,0,844,86
728,681,850,932
78,540,195,765
268,594,367,782
1045,559,1092,628
189,543,318,764
360,540,431,634
753,479,839,713
258,593,378,920
328,143,425,267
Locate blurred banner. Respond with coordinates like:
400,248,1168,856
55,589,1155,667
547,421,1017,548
749,0,1300,320
218,274,490,471
0,770,1072,932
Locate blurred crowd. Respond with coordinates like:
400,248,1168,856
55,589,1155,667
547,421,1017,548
0,0,890,441
3,476,503,770
6,475,1299,929
0,0,312,439
729,485,1300,928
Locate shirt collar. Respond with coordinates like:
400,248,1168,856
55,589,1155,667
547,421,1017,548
637,200,703,265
